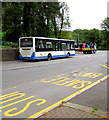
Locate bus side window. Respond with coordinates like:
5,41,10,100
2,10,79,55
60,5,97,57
66,43,70,50
35,39,45,51
70,43,74,50
55,43,58,51
55,42,61,51
53,42,55,51
62,43,66,50
39,40,44,48
46,42,53,51
35,39,39,51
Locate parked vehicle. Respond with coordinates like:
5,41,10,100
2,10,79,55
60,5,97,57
79,43,86,51
19,37,75,60
82,42,97,54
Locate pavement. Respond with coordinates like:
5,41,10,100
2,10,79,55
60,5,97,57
39,102,109,119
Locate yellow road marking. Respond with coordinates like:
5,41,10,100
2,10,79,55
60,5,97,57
0,91,19,99
63,74,109,102
26,74,109,119
40,74,65,83
65,80,82,86
4,99,46,117
40,76,66,83
41,77,93,89
82,73,102,78
72,72,102,78
56,74,64,77
0,92,25,104
72,81,92,89
0,96,34,109
52,78,70,85
101,64,109,69
53,79,77,86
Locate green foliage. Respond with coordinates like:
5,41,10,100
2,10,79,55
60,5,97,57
1,41,18,48
2,2,70,43
101,17,109,31
57,31,71,39
100,17,109,50
2,2,23,42
2,3,108,50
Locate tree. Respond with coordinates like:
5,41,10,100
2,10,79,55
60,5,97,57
58,2,70,38
101,17,109,31
101,17,109,50
2,2,70,42
2,2,23,42
71,29,103,49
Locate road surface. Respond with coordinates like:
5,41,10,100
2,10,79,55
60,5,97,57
1,50,108,119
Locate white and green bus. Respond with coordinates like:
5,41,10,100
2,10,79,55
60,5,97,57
19,37,75,60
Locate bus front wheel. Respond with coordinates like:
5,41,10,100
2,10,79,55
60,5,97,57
47,54,52,61
67,53,70,58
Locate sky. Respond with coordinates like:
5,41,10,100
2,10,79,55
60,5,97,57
58,0,108,31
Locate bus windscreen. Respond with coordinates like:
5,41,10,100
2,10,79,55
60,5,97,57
20,38,33,47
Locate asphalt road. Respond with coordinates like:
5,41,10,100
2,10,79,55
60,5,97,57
1,50,108,119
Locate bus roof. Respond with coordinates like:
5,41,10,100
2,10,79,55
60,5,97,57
20,37,75,42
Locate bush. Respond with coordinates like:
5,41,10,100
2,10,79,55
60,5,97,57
1,41,18,48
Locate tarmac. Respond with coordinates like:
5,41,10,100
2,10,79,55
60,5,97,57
39,102,109,120
39,53,109,120
38,51,109,120
2,51,108,120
